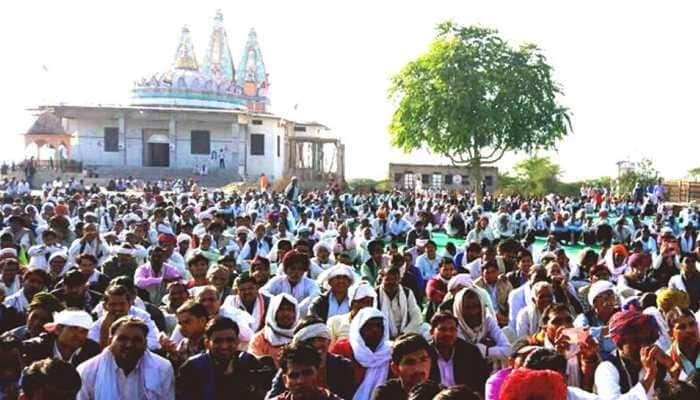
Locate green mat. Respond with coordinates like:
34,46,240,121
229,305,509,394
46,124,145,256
431,232,599,260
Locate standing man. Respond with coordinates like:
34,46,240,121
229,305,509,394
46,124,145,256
218,148,226,169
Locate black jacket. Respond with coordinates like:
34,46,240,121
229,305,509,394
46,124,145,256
177,351,274,400
265,353,354,400
21,333,100,367
308,292,333,322
428,338,489,394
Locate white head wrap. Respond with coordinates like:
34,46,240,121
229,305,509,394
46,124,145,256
263,293,299,347
348,282,377,303
587,280,615,306
177,233,191,244
349,307,391,400
0,248,18,258
447,273,473,292
292,321,332,345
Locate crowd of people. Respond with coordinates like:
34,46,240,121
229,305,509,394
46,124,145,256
0,175,699,400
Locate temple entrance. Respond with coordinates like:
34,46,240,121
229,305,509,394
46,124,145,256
147,143,170,167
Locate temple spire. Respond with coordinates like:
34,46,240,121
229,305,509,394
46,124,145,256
237,28,269,92
172,26,199,71
202,10,235,82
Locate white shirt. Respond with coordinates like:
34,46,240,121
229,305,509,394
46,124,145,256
436,350,456,387
593,361,655,400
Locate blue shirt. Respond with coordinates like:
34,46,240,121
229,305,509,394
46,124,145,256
416,254,441,280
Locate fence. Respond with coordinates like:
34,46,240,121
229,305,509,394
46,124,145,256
666,180,700,203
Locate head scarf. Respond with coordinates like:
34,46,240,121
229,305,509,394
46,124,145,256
499,368,567,400
608,306,659,346
263,293,299,347
605,244,629,277
453,287,490,343
349,307,391,400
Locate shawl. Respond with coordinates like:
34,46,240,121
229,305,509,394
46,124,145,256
228,293,266,332
349,308,391,400
378,287,408,338
92,349,163,400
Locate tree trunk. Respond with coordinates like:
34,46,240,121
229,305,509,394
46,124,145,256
472,156,483,206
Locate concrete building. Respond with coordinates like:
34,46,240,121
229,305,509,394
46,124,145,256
389,163,498,192
24,10,344,184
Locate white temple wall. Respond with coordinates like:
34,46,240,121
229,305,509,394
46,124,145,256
245,117,285,180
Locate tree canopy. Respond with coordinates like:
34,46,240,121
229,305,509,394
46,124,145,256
388,21,571,203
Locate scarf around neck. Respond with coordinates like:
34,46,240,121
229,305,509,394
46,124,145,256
349,308,391,400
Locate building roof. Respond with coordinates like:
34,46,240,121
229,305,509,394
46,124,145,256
26,111,67,136
388,162,498,170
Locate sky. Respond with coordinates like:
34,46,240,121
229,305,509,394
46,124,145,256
1,0,698,181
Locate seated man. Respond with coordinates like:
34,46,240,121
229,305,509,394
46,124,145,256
75,253,110,294
474,260,513,327
50,269,102,312
20,358,82,400
77,316,175,399
160,300,208,370
223,274,270,332
308,265,355,322
88,285,161,350
21,309,100,368
272,343,345,400
594,306,670,398
330,308,392,400
376,267,426,340
266,316,354,400
427,312,488,394
177,316,273,400
249,293,299,367
4,267,50,315
134,244,182,305
371,333,435,400
260,251,320,305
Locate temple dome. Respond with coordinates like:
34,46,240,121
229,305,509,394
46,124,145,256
131,12,270,112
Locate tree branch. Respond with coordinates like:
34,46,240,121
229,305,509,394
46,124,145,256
481,147,508,164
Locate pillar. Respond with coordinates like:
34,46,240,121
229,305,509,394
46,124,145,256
169,115,177,168
118,115,127,166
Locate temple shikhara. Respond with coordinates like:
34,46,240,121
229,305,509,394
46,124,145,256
25,10,345,184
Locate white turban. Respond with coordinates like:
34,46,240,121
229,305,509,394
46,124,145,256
348,282,377,303
587,280,615,306
177,233,192,244
292,321,332,345
447,273,474,292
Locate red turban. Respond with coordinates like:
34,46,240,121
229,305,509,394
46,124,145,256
500,368,567,400
611,244,629,258
608,306,659,346
54,204,69,216
157,233,177,246
282,250,310,271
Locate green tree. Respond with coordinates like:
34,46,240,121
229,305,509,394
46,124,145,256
616,158,660,197
513,156,561,197
688,166,700,181
388,21,571,204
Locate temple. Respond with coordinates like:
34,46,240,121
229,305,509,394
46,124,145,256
25,10,344,185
